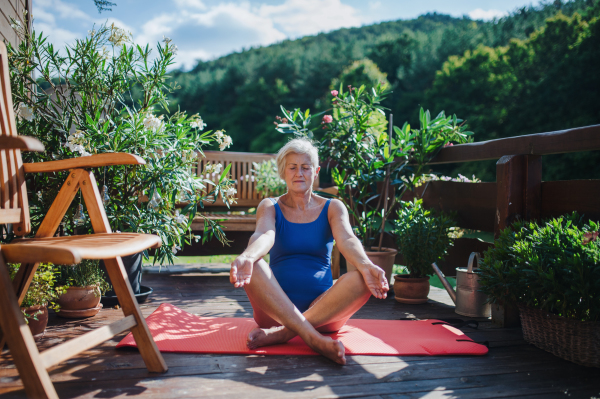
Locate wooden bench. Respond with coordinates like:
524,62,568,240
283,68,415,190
190,150,276,232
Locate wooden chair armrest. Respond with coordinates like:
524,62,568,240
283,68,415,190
23,153,145,173
0,136,44,152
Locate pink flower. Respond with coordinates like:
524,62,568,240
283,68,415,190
583,231,599,244
322,115,333,124
331,90,338,97
444,142,454,147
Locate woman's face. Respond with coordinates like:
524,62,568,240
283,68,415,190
283,152,320,194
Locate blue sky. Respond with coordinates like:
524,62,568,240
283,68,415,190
33,0,544,70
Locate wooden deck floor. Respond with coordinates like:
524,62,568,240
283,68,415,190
1,271,599,398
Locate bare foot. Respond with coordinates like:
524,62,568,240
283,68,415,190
247,326,293,349
310,336,346,365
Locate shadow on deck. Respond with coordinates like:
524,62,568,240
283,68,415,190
1,273,598,398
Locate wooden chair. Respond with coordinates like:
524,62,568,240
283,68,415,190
0,41,167,398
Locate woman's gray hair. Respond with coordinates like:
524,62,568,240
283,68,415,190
276,138,319,180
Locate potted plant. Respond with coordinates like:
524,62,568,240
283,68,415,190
276,83,472,284
55,260,111,318
478,213,600,367
7,23,236,280
392,199,455,303
8,263,66,338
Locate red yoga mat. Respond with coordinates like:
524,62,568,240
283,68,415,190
117,303,488,356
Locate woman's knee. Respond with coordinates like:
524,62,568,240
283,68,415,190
338,270,371,296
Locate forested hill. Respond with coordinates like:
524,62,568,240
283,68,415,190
170,0,600,181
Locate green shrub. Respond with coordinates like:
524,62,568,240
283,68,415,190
393,199,455,278
478,213,600,322
56,260,111,295
8,263,66,321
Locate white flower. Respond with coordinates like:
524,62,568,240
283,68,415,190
226,187,237,196
219,135,232,151
108,23,130,46
174,210,187,224
197,118,206,130
10,20,21,30
36,191,42,201
172,244,181,254
215,130,224,139
190,122,198,129
143,114,163,132
16,103,34,122
213,163,223,174
81,150,92,157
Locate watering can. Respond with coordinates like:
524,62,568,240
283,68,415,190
431,252,491,318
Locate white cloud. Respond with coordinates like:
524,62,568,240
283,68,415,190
135,2,287,68
259,0,362,37
468,8,507,21
33,0,364,70
173,0,207,10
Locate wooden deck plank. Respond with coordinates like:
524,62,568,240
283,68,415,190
0,273,597,398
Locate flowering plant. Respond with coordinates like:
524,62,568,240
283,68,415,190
7,22,235,264
276,84,472,249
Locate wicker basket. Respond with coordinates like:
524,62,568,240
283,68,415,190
518,304,600,367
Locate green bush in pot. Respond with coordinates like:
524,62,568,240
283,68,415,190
478,213,600,321
56,260,111,295
478,213,600,366
392,199,455,278
8,263,65,325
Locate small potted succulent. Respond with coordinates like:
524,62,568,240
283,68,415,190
8,263,66,337
478,214,600,367
56,260,111,318
392,199,455,303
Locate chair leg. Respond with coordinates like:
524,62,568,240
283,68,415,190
0,256,57,399
0,262,40,350
103,257,168,373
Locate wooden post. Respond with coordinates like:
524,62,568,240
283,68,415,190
493,154,542,327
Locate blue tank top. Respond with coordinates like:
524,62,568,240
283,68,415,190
268,198,334,313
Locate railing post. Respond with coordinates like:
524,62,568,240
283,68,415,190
493,154,542,327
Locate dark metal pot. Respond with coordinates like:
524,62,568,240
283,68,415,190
99,252,143,294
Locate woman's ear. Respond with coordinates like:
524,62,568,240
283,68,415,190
316,166,321,174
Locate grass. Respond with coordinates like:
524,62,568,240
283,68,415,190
461,229,495,243
393,264,456,290
149,254,270,265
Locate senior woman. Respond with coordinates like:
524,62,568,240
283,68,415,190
230,138,389,365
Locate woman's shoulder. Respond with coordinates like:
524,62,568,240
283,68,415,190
327,198,346,215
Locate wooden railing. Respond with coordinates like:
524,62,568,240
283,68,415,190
420,124,600,238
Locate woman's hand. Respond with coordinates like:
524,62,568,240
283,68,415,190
360,263,389,299
230,255,255,288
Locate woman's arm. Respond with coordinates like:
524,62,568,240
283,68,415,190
328,199,389,298
230,198,276,288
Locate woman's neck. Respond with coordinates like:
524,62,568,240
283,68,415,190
282,190,314,211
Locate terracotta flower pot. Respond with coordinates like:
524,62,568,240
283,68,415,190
347,247,398,286
56,285,103,318
393,275,430,304
21,304,48,337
